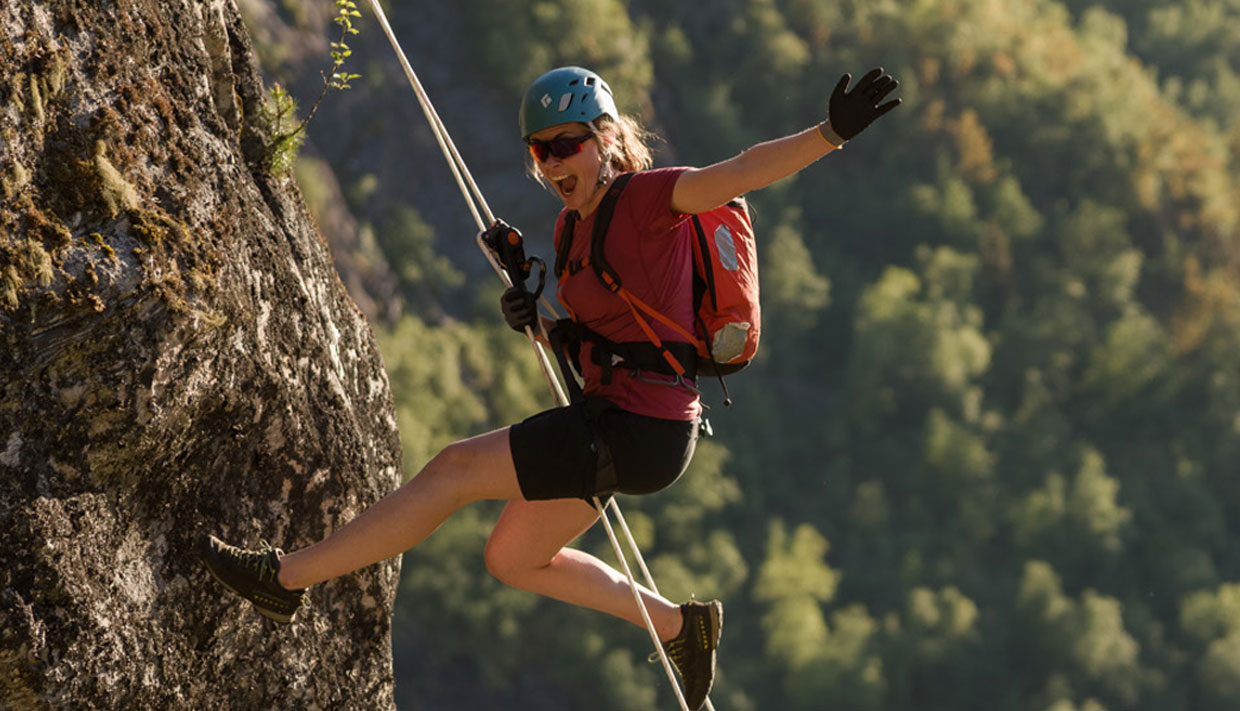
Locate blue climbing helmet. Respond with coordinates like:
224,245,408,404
519,66,619,140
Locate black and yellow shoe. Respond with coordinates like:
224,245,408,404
200,535,306,624
663,598,723,710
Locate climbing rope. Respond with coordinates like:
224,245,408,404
362,3,714,710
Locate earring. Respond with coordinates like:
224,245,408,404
596,151,613,186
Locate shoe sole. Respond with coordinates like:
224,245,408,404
201,538,297,624
706,600,723,650
700,601,723,710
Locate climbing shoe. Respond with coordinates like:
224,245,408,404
662,598,723,710
200,535,306,624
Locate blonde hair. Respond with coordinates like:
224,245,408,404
595,114,655,174
525,113,658,188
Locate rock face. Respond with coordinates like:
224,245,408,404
0,1,403,709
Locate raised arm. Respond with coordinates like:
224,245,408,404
671,68,901,215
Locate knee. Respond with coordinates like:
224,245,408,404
483,535,518,585
483,534,538,587
428,439,472,474
418,441,475,504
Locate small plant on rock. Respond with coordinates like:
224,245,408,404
263,0,363,174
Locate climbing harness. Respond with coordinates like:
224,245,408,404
363,3,715,710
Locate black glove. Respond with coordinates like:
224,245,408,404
500,287,538,333
827,67,901,141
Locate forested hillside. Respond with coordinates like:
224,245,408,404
241,1,1240,709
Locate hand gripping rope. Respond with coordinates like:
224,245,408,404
362,3,716,710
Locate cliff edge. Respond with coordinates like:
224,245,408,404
0,1,403,708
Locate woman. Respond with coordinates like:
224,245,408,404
203,65,899,710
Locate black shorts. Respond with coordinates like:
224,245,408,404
509,397,699,503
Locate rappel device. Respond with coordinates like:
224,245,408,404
481,219,546,300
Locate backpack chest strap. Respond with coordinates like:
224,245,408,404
563,257,590,276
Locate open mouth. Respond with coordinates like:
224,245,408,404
553,175,579,198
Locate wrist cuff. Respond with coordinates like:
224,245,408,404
818,121,846,149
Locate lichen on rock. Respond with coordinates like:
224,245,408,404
0,1,403,709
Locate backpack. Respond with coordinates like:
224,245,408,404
554,172,761,402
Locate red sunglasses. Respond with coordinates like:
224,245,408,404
527,133,593,162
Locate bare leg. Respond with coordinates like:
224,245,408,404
483,498,684,642
277,427,524,590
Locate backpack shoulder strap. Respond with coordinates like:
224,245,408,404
554,210,579,279
588,172,634,287
690,215,716,311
